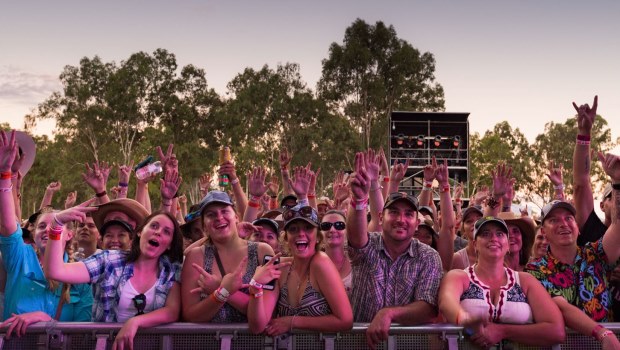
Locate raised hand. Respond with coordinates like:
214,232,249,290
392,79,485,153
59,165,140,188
472,185,490,205
435,157,450,186
390,158,410,184
46,181,62,193
279,147,292,170
0,130,17,173
491,163,512,197
218,161,239,183
378,148,389,177
82,161,110,193
288,166,312,198
423,157,437,183
309,166,320,195
546,160,564,187
156,143,176,172
10,146,24,174
597,151,620,183
572,95,598,135
248,166,269,198
252,253,291,285
118,161,134,185
267,175,279,197
199,173,211,197
364,149,381,182
160,168,182,201
64,191,77,209
350,152,370,200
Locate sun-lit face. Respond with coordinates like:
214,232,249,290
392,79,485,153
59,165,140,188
381,201,420,244
201,203,237,241
474,222,509,258
102,225,132,251
541,208,578,248
285,221,319,258
33,212,72,252
139,214,175,259
321,213,347,248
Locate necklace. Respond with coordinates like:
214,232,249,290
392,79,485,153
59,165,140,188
290,259,311,307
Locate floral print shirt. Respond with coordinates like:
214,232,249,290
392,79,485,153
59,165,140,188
525,238,615,322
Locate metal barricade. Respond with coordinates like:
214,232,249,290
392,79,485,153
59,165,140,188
0,322,619,349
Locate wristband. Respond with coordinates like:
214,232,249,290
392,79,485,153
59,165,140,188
440,185,450,193
307,193,316,199
95,190,107,198
53,214,64,228
210,292,226,304
0,184,13,192
351,198,368,211
249,194,262,202
370,185,382,192
230,178,240,185
553,184,565,190
47,225,63,240
213,287,230,303
383,177,390,183
118,182,128,187
577,134,591,141
249,279,263,289
455,198,462,203
612,184,620,191
599,330,614,341
251,290,264,298
423,181,433,188
248,201,260,208
576,139,591,146
0,171,11,180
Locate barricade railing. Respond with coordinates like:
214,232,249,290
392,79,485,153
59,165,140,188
1,322,619,350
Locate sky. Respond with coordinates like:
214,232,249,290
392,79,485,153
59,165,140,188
1,0,619,150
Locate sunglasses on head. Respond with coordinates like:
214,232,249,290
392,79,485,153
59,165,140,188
133,294,146,316
283,206,316,222
320,221,346,231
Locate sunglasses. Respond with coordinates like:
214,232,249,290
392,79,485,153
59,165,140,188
185,210,201,223
283,206,318,223
320,221,346,231
133,294,146,316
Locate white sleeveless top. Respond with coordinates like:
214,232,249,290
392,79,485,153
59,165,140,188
116,280,157,322
460,265,533,324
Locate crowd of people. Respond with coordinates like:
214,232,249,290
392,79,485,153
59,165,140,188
0,95,619,349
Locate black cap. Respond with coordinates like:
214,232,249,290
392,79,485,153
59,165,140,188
540,200,576,224
383,192,419,211
280,195,298,208
253,218,280,233
100,219,134,238
473,216,508,239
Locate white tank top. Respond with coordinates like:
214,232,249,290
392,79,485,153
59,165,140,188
116,280,157,322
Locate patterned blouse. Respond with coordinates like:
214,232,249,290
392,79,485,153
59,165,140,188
460,265,533,324
276,267,332,317
525,238,615,322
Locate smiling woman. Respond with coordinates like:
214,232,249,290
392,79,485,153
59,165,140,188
43,209,184,350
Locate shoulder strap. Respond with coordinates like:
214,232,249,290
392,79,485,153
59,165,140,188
54,293,65,320
213,248,226,276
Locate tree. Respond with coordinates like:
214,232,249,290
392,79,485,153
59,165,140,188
469,122,535,195
318,19,445,149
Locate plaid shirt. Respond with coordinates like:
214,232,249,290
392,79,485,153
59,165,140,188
348,232,443,322
83,250,181,322
526,238,615,322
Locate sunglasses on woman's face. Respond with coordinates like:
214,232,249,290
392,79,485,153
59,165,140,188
133,294,146,316
320,221,346,231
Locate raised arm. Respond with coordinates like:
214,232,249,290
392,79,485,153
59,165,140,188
572,96,597,228
599,152,620,262
82,161,111,205
160,168,181,214
307,165,320,210
219,161,247,217
42,201,97,284
244,166,269,222
378,148,390,199
346,152,370,249
388,159,409,194
287,166,312,206
546,161,565,201
435,158,456,271
40,181,61,209
418,157,436,207
0,130,18,235
485,163,512,217
116,161,134,200
364,149,384,233
279,148,293,196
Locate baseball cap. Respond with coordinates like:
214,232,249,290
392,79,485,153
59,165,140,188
383,192,419,211
540,200,576,224
198,191,234,214
282,205,319,230
473,216,509,239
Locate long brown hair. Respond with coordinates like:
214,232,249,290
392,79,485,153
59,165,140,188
127,210,184,264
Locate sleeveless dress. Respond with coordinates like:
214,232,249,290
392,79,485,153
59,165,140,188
200,241,259,323
460,265,533,324
276,264,332,317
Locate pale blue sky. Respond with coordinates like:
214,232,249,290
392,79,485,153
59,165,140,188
1,0,619,149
